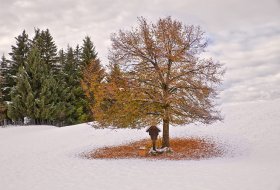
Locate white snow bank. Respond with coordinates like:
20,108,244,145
0,99,280,190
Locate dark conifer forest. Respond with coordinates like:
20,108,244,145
0,29,98,126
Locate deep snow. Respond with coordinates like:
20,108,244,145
0,99,280,190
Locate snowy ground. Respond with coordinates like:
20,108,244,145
0,99,280,190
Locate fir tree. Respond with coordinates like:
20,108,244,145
9,30,30,68
32,29,58,72
59,46,90,124
64,46,79,124
7,30,30,101
0,77,7,122
0,99,6,123
7,66,30,123
74,45,82,70
58,49,66,66
81,36,97,68
0,55,9,122
8,47,62,125
3,30,103,125
0,55,10,102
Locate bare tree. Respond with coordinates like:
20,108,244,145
101,17,223,148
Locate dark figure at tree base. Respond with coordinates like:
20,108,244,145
146,126,161,151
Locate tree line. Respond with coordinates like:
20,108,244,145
0,29,98,126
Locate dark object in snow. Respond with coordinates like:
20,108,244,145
146,126,161,151
146,126,161,140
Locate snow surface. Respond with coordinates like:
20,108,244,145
0,99,280,190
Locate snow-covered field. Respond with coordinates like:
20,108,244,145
0,99,280,190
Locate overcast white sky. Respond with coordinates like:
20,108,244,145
0,0,279,104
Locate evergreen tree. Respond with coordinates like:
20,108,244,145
63,46,79,124
7,30,30,101
32,29,58,72
0,77,7,123
0,96,6,123
9,30,30,68
0,55,9,122
7,66,30,124
0,55,10,102
65,46,76,74
8,47,62,125
3,31,103,125
59,40,101,124
74,45,82,70
58,49,66,66
81,36,97,68
59,46,90,124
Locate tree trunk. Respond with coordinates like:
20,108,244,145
162,117,170,147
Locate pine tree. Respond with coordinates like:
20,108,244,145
81,36,97,68
0,55,9,122
7,66,30,123
7,30,30,101
59,46,90,124
0,77,7,123
74,45,82,70
8,47,62,125
61,46,77,124
9,30,30,68
0,100,6,123
4,31,104,125
58,49,66,66
59,39,101,124
0,55,10,102
32,29,58,72
37,75,63,124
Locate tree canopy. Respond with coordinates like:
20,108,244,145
86,17,224,147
